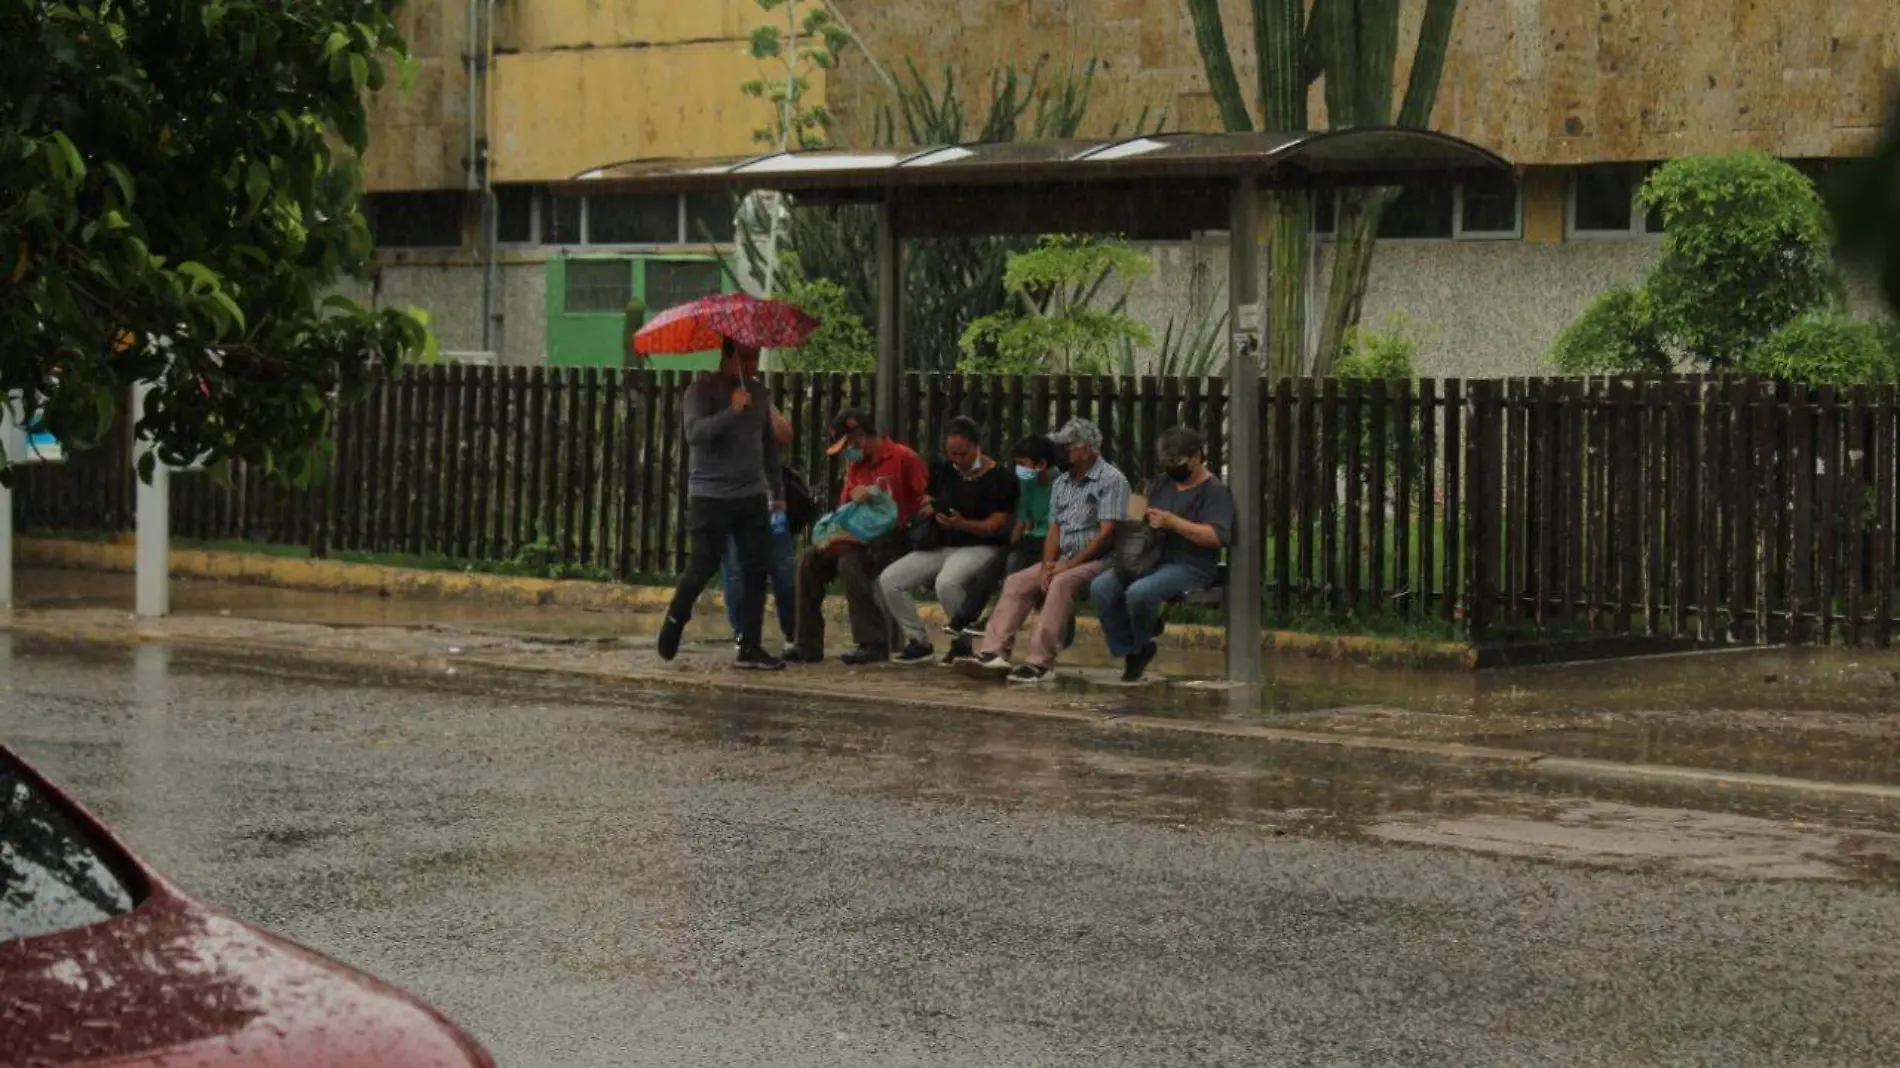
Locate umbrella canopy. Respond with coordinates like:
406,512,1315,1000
632,292,819,356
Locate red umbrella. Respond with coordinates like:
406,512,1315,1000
632,292,819,356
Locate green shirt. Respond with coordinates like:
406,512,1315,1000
1016,477,1053,540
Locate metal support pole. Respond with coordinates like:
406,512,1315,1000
0,400,14,613
872,197,901,433
133,383,169,618
1225,176,1264,683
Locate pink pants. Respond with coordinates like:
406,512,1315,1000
980,560,1110,668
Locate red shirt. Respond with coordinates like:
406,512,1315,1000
842,441,930,524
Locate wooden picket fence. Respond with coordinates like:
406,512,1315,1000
12,367,1900,647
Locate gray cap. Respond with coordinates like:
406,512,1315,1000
1049,417,1102,449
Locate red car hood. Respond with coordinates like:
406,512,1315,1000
2,883,488,1068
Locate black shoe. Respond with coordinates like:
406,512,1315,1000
782,646,824,665
962,616,990,638
1121,640,1158,684
892,640,934,664
970,650,1010,671
1006,663,1053,685
657,614,686,661
839,646,890,666
737,646,785,671
940,635,973,666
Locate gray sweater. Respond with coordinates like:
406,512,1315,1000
681,373,783,503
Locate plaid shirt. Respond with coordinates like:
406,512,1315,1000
1049,457,1131,559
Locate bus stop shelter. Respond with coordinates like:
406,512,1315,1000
552,128,1512,682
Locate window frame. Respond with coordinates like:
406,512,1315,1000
1309,176,1524,243
365,191,467,250
562,257,637,317
1565,163,1665,240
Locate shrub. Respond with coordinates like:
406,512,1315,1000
1739,314,1894,386
775,267,875,373
1550,286,1672,375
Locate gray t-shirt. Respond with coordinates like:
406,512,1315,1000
1147,473,1235,578
681,374,782,502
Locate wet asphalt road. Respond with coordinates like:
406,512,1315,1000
5,637,1900,1067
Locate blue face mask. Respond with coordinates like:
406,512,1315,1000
842,446,865,464
1015,465,1038,481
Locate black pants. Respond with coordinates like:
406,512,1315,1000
955,539,1042,629
670,495,771,648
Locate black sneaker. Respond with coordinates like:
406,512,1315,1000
736,646,785,671
940,635,973,666
941,621,964,637
657,614,687,661
782,646,824,665
1006,663,1053,685
839,646,890,666
962,616,990,638
1121,640,1159,684
892,640,934,664
968,651,1010,671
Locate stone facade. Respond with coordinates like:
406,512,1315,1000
824,0,1899,162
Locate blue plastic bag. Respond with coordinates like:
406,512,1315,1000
811,489,899,549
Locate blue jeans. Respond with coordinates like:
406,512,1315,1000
1090,562,1212,659
724,527,797,642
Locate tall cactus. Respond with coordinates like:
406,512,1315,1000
1188,0,1463,376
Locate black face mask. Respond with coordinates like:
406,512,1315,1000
1166,463,1193,483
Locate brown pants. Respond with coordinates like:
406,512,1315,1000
792,535,906,654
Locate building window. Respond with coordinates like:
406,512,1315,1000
496,185,536,244
1458,172,1521,237
1568,164,1664,238
565,260,633,314
366,192,465,248
588,194,679,245
685,192,738,244
645,259,726,316
545,194,584,245
1310,177,1520,241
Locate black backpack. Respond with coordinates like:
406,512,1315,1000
782,465,818,532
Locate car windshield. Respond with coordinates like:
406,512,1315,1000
1,754,138,945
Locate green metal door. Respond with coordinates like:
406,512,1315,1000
546,254,732,370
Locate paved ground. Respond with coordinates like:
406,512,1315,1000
6,635,1900,1067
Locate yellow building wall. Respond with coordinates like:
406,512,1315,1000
824,0,1900,165
360,0,470,191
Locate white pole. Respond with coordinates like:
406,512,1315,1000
0,399,14,613
133,382,169,618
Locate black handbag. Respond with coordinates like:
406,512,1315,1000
1111,518,1162,583
905,511,943,552
782,465,818,532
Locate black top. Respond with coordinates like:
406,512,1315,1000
930,460,1021,548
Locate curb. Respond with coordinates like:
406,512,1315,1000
15,537,1477,668
8,613,1898,807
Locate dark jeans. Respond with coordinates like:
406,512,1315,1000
793,535,906,654
723,526,797,642
669,495,771,648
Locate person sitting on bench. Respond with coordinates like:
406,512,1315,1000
1090,426,1235,684
940,433,1058,664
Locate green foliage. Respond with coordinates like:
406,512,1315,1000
739,58,1150,373
1551,154,1850,378
776,266,874,373
1641,153,1843,363
1550,287,1672,375
1336,314,1425,380
741,0,851,150
958,237,1152,375
1116,276,1229,378
1738,314,1896,385
0,0,429,487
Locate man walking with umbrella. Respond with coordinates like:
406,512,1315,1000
637,292,819,671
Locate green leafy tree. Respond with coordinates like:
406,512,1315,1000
774,257,874,372
958,236,1152,375
0,0,428,485
742,0,850,151
1551,154,1864,379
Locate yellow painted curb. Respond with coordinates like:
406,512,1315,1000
15,537,1473,667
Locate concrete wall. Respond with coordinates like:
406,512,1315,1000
826,0,1899,163
337,260,550,366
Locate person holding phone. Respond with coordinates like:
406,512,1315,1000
875,417,1019,664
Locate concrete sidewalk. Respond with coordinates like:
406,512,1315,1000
9,566,1900,806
